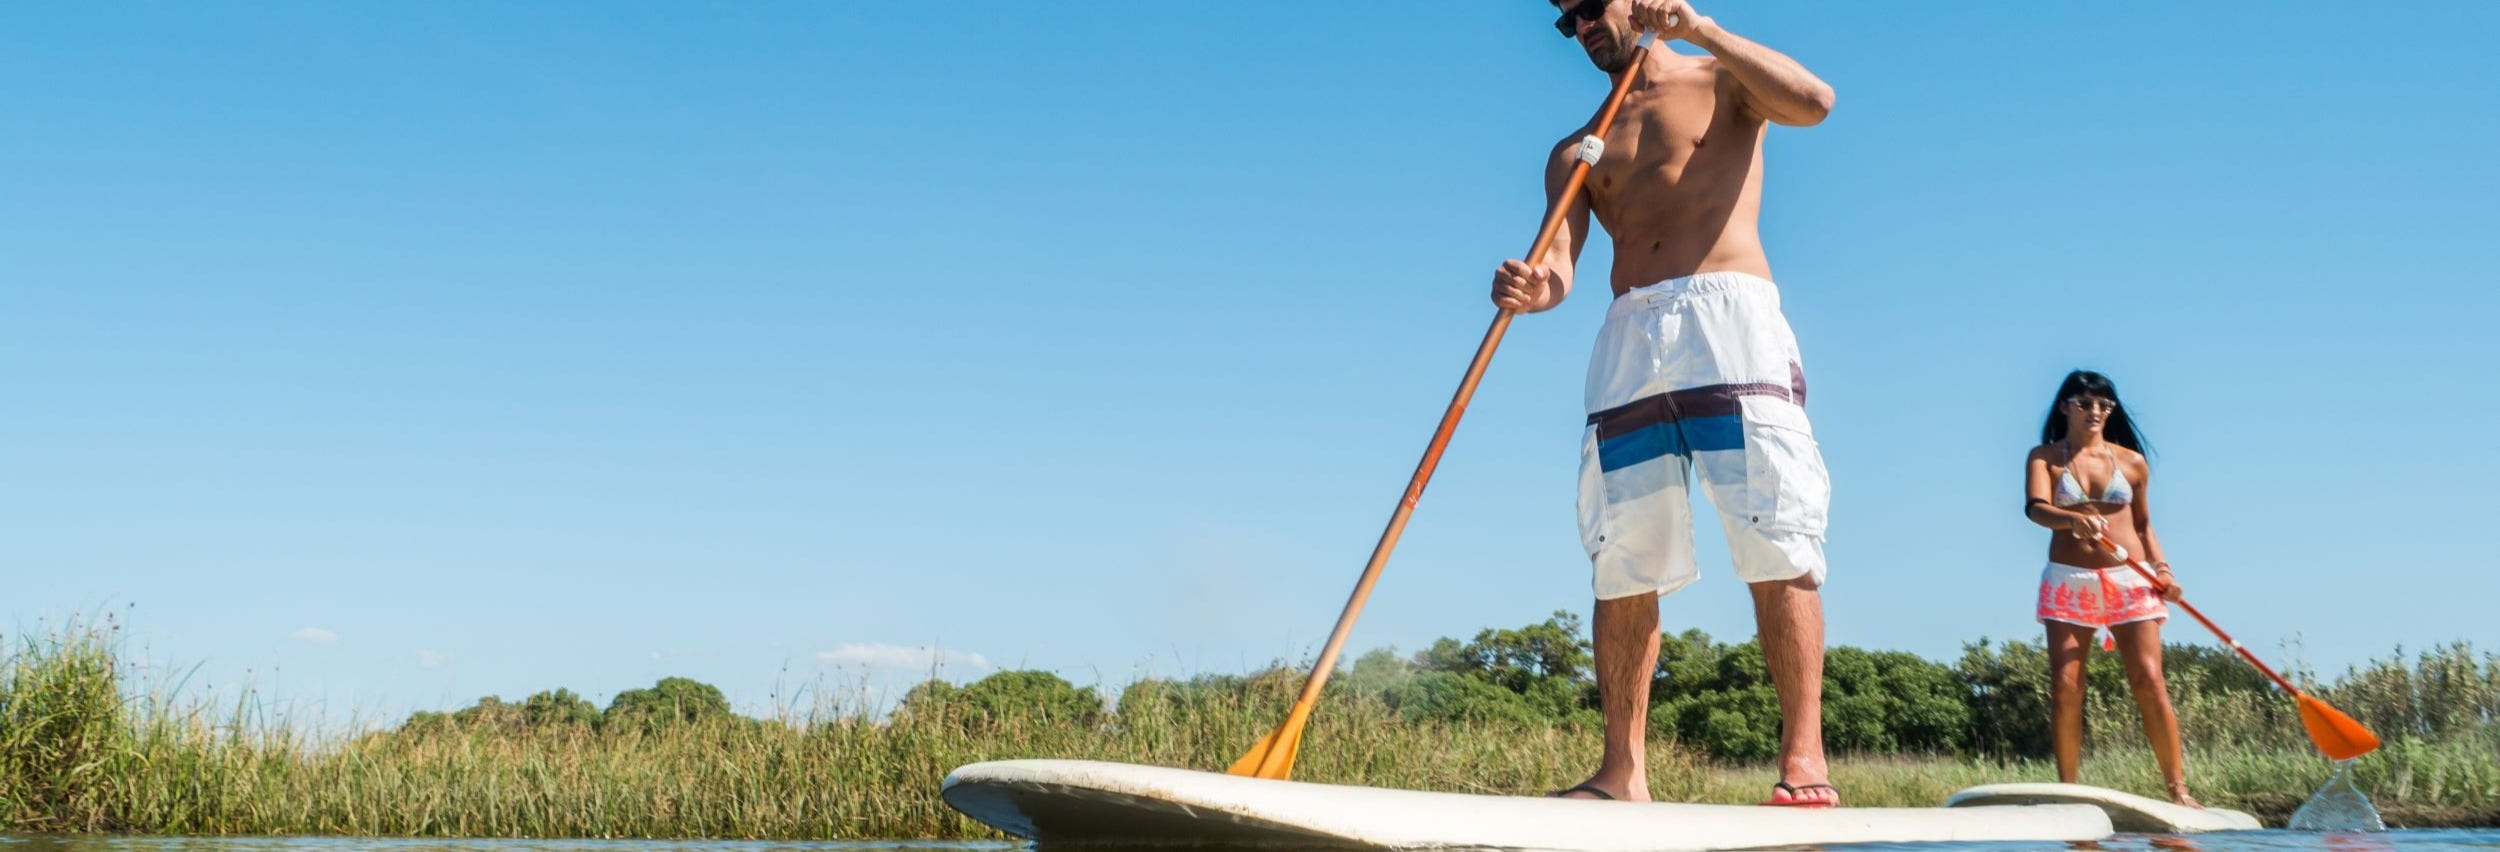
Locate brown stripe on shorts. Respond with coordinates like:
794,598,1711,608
1586,381,1795,441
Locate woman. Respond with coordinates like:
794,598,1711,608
2022,370,2197,806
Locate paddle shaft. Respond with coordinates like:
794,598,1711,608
2090,534,2305,698
1247,39,1658,777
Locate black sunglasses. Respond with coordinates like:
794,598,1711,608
1553,0,1607,37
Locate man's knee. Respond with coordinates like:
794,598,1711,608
1747,572,1823,593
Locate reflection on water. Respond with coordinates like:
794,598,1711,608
1774,830,2494,852
0,841,1012,852
5,836,2497,852
2317,832,2401,852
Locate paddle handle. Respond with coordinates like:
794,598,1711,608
1247,36,1658,778
2089,534,2306,699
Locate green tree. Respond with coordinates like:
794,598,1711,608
1382,671,1541,726
1821,647,1969,754
1415,611,1592,694
450,695,523,729
906,670,1104,731
1340,647,1414,698
1412,611,1595,719
894,679,961,723
1957,637,2053,758
399,710,452,734
603,677,731,732
523,688,601,728
1651,636,1781,760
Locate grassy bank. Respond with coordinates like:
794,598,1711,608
1,621,2493,838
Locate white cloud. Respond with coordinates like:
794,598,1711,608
818,643,991,673
291,627,340,645
418,650,449,669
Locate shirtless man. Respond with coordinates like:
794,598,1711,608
1491,0,1839,806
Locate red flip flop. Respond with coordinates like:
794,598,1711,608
1760,781,1840,808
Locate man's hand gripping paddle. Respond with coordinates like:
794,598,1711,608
2086,534,2381,761
1227,30,1667,780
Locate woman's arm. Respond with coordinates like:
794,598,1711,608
2131,456,2180,599
2025,452,2100,536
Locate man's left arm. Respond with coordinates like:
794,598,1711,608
1633,0,1835,126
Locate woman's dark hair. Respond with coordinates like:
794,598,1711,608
2040,370,2151,455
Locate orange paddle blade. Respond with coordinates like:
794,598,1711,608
2297,693,2381,761
1227,707,1308,778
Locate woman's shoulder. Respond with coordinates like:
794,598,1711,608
2114,445,2150,473
2026,443,2059,463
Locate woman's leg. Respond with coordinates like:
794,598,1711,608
2045,621,2095,784
2111,618,2199,806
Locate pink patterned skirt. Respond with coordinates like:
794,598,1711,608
2036,561,2169,628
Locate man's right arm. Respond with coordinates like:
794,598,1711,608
1491,136,1593,313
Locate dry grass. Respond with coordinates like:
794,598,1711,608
2,621,2492,837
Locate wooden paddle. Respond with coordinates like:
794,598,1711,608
1227,31,1666,781
2087,534,2381,761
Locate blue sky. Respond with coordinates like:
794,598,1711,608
5,1,2497,725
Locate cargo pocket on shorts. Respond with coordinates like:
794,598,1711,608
1577,425,1609,558
1741,410,1829,538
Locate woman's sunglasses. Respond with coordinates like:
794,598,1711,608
1554,0,1607,37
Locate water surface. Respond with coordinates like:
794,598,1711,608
4,834,2495,852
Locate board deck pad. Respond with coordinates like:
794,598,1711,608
1947,782,2263,834
944,759,2114,851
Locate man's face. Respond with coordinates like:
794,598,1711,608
1551,0,1635,73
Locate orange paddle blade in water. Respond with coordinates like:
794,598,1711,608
2299,694,2381,761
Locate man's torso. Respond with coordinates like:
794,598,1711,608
1576,52,1772,295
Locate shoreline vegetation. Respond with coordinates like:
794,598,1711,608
1,614,2493,838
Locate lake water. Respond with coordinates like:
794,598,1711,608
0,842,1012,852
1849,830,2500,851
2,834,2496,852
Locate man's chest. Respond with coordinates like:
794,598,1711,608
1590,89,1720,176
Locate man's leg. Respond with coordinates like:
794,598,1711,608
1560,590,1662,800
1751,574,1832,803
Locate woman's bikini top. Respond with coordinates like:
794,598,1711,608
2053,444,2134,507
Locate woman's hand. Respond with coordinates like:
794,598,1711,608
2154,563,2184,601
2065,512,2107,540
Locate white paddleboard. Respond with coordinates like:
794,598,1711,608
944,759,2114,851
1947,782,2262,834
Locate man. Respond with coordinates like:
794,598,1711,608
1490,0,1838,806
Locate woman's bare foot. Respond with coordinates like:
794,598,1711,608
2166,782,2203,809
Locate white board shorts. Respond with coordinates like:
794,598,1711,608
1577,271,1830,600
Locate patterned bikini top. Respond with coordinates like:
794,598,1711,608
2053,444,2134,507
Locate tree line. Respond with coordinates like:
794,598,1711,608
888,612,2499,761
